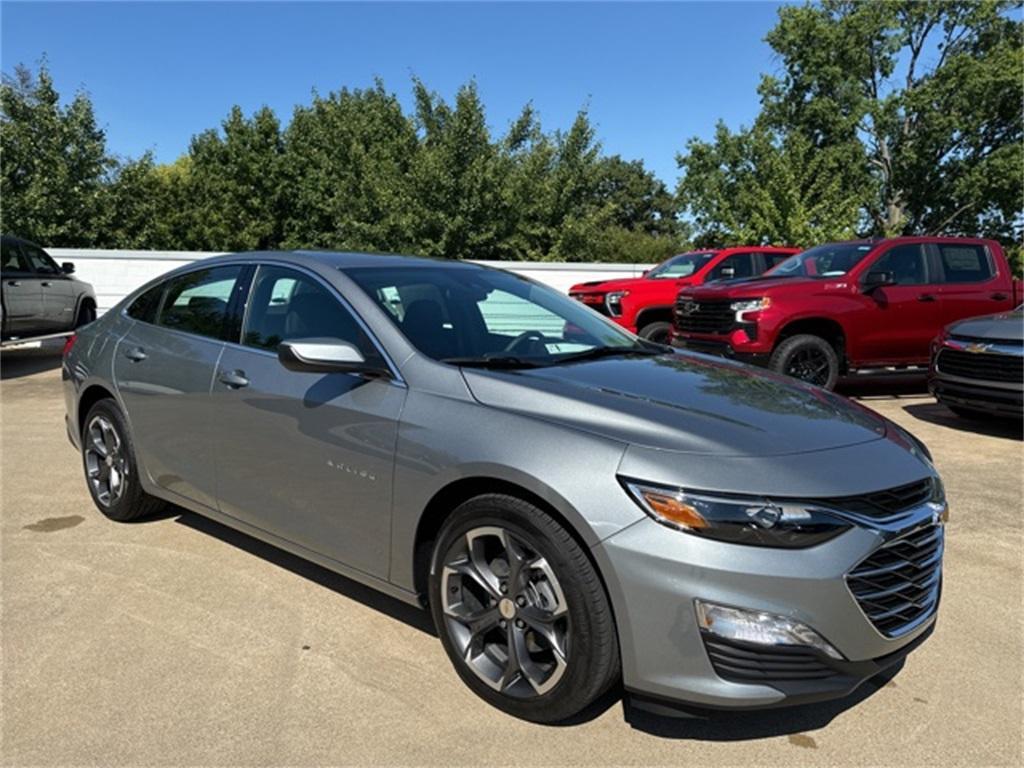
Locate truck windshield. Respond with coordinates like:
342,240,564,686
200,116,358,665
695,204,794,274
647,252,715,279
769,243,874,279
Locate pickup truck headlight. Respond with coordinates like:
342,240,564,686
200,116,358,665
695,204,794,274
621,479,850,548
730,297,769,322
606,291,628,317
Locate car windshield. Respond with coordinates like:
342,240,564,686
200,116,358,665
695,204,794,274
647,252,715,279
346,264,656,366
769,243,874,279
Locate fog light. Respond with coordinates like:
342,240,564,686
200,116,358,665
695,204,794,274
695,600,843,660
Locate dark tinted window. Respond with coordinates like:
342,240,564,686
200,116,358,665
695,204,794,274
22,244,61,275
937,244,993,283
157,266,243,340
709,252,756,281
764,252,793,270
868,244,929,285
243,265,381,361
126,283,165,323
1,240,29,273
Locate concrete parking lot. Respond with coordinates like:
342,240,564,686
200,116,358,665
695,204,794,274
2,347,1021,766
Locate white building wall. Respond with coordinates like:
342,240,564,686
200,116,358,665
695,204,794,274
46,249,654,313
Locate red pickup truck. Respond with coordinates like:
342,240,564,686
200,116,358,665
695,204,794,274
672,237,1023,389
569,246,799,344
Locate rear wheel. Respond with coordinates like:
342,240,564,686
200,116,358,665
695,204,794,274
429,494,619,723
770,334,840,389
81,399,165,522
638,321,672,345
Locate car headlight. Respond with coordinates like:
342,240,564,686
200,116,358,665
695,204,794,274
730,297,769,322
606,291,628,317
621,479,850,548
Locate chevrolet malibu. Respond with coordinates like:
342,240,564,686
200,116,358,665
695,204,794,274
63,251,946,722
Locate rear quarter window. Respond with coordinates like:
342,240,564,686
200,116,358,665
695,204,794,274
126,283,165,324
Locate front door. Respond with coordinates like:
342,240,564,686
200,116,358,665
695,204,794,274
211,265,405,579
114,264,246,509
856,243,941,364
1,239,44,337
22,243,76,331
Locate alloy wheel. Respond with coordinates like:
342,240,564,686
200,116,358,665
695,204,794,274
440,526,570,697
786,348,832,386
84,415,128,506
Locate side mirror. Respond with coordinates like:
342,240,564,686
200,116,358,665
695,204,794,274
863,271,895,292
641,269,650,277
719,266,736,279
278,338,390,378
61,262,75,274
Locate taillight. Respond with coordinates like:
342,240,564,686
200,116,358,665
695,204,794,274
62,333,77,358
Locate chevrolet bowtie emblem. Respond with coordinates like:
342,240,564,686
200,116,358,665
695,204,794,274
965,342,992,354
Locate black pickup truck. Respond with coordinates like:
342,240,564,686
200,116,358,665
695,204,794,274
1,235,97,342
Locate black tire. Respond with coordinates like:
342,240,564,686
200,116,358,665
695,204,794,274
429,494,619,723
74,302,96,328
81,399,165,522
770,334,840,390
638,321,672,345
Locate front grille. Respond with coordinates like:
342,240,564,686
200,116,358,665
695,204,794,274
674,298,734,334
702,634,835,682
818,478,934,520
847,523,943,637
937,347,1023,383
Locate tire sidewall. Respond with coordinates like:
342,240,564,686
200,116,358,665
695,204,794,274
639,321,671,344
428,497,616,722
81,399,140,521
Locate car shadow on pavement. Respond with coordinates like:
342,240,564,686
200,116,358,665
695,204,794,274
1,349,63,379
836,373,928,399
622,663,901,740
903,401,1022,440
171,508,438,636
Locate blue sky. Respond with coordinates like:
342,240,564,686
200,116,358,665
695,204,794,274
1,1,786,186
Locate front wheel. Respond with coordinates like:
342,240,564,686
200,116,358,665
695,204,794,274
429,495,619,723
770,334,840,389
638,321,672,345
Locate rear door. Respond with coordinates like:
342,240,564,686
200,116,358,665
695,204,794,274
211,264,405,578
114,264,247,510
930,242,1007,326
22,243,77,331
1,239,43,336
856,243,940,364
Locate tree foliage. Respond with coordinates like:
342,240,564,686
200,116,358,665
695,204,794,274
678,0,1023,253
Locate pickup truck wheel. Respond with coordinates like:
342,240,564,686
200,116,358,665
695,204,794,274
770,334,839,390
74,303,96,328
638,321,671,345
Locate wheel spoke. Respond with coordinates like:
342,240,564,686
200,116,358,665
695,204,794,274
520,607,567,662
101,421,117,454
89,429,108,458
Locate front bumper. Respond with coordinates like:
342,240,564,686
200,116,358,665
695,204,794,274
671,336,769,368
593,508,941,710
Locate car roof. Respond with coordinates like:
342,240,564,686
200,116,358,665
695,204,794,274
201,249,488,271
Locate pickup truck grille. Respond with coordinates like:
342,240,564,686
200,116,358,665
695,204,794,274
937,346,1023,383
847,522,943,637
818,478,934,520
674,298,734,334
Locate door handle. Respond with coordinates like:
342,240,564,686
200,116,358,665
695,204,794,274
991,292,1008,301
917,294,936,302
41,281,52,287
6,280,20,287
124,347,147,362
219,370,249,389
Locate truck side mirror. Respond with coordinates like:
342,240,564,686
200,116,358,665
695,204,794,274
61,262,76,274
863,271,895,292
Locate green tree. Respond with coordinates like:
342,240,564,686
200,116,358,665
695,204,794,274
100,154,193,249
0,63,110,244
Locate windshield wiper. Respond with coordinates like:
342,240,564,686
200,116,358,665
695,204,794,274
549,344,668,365
441,355,541,369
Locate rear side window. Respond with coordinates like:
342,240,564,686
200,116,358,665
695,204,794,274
126,284,165,323
157,266,244,341
937,244,993,283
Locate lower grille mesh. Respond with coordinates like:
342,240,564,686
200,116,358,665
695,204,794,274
702,635,836,682
847,523,943,637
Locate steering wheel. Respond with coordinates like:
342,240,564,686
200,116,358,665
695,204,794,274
504,330,547,354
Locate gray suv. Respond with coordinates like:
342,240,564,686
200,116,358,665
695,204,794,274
63,251,946,722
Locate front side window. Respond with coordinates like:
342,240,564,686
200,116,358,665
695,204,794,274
770,243,874,279
23,244,61,275
867,244,929,285
708,253,755,281
157,266,243,341
346,265,641,364
242,265,381,363
647,252,715,279
937,244,993,283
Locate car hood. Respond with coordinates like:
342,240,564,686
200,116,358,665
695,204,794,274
461,353,888,457
569,276,652,293
948,310,1024,341
683,275,824,298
